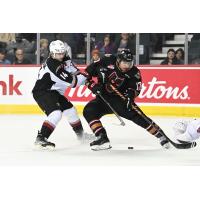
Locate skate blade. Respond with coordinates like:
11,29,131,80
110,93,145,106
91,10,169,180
91,143,112,151
34,144,55,151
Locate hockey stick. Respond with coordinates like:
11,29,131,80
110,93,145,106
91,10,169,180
109,84,197,149
96,91,125,126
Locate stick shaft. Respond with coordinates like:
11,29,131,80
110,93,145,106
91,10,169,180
97,92,125,126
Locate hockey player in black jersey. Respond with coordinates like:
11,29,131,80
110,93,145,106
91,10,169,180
32,40,93,149
83,49,170,151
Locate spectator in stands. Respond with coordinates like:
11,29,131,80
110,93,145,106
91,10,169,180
40,39,49,63
94,33,116,44
0,34,15,54
91,49,100,63
0,33,15,44
175,48,184,64
95,34,116,56
7,33,35,55
114,33,136,55
0,49,11,64
13,48,32,64
160,48,181,65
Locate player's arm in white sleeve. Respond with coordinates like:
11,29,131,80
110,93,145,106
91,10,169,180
64,60,87,87
186,119,200,141
173,119,200,143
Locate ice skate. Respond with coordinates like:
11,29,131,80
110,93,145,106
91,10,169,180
90,132,112,151
34,135,55,150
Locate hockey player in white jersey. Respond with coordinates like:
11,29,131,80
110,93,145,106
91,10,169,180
32,40,92,149
173,119,200,143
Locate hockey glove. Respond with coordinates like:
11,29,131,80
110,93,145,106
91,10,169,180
86,80,102,95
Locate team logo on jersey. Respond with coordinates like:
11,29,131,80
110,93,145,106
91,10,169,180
105,72,125,93
197,127,200,133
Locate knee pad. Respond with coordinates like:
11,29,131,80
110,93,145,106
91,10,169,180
63,106,80,124
46,110,62,127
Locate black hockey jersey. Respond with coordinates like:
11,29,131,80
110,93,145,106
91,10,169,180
32,56,86,95
85,55,142,97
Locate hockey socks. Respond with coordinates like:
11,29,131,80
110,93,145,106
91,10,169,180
35,121,55,149
89,119,105,136
146,123,170,149
89,119,111,150
39,120,55,139
69,119,83,135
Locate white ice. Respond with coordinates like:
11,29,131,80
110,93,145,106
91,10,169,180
0,114,199,166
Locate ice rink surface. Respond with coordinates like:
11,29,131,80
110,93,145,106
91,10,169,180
0,114,199,166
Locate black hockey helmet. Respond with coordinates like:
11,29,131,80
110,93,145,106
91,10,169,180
117,49,134,63
116,49,134,72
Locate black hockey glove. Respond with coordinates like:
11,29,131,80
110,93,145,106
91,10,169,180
124,88,135,111
86,80,102,95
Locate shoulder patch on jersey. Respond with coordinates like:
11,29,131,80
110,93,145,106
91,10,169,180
107,64,114,69
134,72,141,79
197,127,200,133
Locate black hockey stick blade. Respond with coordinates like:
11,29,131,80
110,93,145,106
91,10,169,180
159,130,197,149
170,140,197,149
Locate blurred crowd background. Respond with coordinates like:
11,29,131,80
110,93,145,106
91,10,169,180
0,33,200,65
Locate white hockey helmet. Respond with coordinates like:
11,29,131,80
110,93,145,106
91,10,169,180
173,120,188,135
49,40,67,54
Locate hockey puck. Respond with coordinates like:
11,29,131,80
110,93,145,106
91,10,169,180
128,146,134,149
